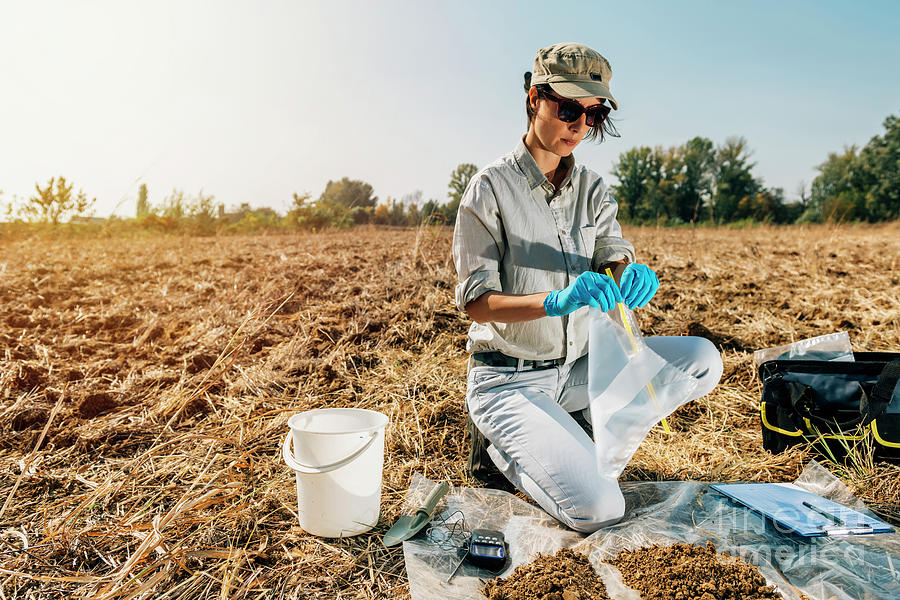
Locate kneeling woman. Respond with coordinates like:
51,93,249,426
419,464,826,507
452,42,723,533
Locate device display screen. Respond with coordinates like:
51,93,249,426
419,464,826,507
471,543,504,558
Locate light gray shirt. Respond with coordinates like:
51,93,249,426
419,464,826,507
452,137,635,364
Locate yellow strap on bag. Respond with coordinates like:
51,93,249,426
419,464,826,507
871,420,900,448
759,402,804,437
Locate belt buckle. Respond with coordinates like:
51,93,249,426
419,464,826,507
531,358,560,370
473,352,515,369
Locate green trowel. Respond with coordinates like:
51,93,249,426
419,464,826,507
382,482,451,547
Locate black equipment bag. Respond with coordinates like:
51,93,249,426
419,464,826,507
759,352,900,461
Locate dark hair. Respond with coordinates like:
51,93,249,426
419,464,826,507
523,71,619,143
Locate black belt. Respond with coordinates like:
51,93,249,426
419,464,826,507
472,351,565,370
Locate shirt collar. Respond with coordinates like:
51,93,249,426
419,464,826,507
514,136,575,192
556,154,575,190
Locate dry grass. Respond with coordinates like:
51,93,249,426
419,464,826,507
0,223,898,598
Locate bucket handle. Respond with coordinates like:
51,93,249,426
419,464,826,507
282,430,379,475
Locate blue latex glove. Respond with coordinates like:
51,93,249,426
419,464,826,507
544,271,623,317
619,263,659,309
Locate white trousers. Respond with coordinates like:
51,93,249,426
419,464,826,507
465,336,723,533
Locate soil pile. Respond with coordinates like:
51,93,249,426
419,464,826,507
610,541,782,600
482,547,610,600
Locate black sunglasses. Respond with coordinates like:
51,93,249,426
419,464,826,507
538,89,611,127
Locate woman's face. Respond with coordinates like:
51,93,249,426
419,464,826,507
528,88,603,158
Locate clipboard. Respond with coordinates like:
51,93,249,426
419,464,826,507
710,483,894,537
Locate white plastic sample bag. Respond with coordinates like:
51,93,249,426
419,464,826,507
753,331,855,367
588,307,699,479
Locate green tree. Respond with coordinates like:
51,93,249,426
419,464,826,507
807,146,863,223
712,136,760,223
611,146,665,223
158,189,187,220
288,192,312,220
735,188,789,222
372,203,390,225
404,203,421,226
399,191,423,226
388,197,407,226
795,180,811,213
221,202,280,231
672,137,716,223
289,190,355,230
289,191,322,229
22,176,95,225
612,147,648,221
318,177,377,209
655,146,680,222
857,113,900,221
826,190,863,223
420,199,442,224
186,189,221,231
446,163,478,224
136,183,150,218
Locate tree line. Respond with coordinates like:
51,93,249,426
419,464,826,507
286,162,478,230
0,163,478,233
612,112,899,225
2,111,896,231
805,113,899,223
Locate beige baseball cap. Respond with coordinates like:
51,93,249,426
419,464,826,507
531,42,618,110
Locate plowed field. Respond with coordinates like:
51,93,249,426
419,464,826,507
1,224,898,598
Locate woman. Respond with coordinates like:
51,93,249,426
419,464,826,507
452,42,723,533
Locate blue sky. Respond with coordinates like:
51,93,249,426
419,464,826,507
1,0,898,217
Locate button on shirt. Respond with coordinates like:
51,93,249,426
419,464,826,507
452,137,636,364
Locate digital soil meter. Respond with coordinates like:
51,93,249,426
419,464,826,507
467,529,508,570
446,528,509,582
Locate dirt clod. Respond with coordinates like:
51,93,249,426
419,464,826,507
76,392,118,419
610,542,782,600
184,352,217,374
482,548,610,600
10,363,46,390
11,408,49,431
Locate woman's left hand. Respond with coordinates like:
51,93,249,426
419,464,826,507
619,263,659,309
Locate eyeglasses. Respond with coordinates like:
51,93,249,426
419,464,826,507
537,89,611,127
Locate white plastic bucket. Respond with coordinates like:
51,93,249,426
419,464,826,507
282,408,389,538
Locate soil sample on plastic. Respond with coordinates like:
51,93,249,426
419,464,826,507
482,547,610,600
610,541,783,600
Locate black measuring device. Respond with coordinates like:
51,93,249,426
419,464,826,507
445,528,508,583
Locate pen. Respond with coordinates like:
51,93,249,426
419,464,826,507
802,501,844,525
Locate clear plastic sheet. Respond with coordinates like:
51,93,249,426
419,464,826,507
403,462,900,600
588,308,699,479
754,331,855,367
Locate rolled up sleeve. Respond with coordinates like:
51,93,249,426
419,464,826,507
592,184,635,267
452,176,505,313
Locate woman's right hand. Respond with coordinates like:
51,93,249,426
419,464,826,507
543,271,623,317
